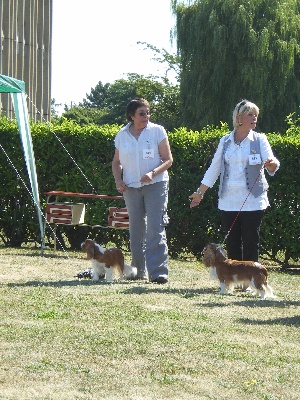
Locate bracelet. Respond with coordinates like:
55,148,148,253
196,188,204,198
152,169,157,176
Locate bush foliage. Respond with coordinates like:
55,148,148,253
0,117,299,265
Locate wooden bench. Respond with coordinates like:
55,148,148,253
44,191,129,249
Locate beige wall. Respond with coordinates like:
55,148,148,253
0,0,52,121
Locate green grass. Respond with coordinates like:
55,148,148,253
0,247,299,400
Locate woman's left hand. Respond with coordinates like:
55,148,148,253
189,193,202,208
140,172,153,183
264,158,277,173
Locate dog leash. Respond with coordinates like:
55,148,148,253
222,163,265,245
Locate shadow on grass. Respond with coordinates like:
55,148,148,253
237,315,300,327
199,297,300,308
1,250,82,260
122,285,215,297
3,279,98,288
278,267,300,275
2,280,215,297
2,272,300,311
2,279,300,309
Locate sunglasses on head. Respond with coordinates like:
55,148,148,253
237,101,247,114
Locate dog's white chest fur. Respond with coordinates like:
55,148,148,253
209,267,218,281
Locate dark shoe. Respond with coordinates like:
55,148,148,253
151,276,168,284
134,274,148,281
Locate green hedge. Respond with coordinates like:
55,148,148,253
0,117,299,265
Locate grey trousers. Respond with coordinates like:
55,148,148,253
123,181,169,281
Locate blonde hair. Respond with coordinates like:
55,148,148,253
233,99,259,129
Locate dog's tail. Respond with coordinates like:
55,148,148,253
264,283,274,299
124,264,137,279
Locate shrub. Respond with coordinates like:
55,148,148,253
167,126,300,266
0,117,299,265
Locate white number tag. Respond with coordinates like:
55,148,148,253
249,154,262,165
143,148,154,159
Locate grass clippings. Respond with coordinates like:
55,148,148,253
0,247,299,400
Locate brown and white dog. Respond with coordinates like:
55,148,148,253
81,239,137,283
202,243,274,299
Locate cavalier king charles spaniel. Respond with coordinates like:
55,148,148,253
81,239,137,283
202,243,274,299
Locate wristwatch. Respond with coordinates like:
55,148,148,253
196,188,204,198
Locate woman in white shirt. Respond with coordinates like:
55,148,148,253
112,98,173,283
189,100,280,262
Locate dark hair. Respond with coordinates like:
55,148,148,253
126,98,150,121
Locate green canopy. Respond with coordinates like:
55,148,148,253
0,73,43,243
0,74,25,93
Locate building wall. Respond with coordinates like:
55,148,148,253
0,0,52,121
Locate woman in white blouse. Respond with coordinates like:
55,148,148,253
189,100,280,262
112,98,173,283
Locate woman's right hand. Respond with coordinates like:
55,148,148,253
116,181,127,194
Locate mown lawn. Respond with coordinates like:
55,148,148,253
0,247,299,400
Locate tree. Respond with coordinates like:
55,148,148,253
50,98,61,120
63,73,180,131
172,0,300,132
137,41,181,81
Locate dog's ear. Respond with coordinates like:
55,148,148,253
85,241,95,259
202,244,215,267
94,243,104,258
215,244,226,260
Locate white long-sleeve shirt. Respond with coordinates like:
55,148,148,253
201,130,280,211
